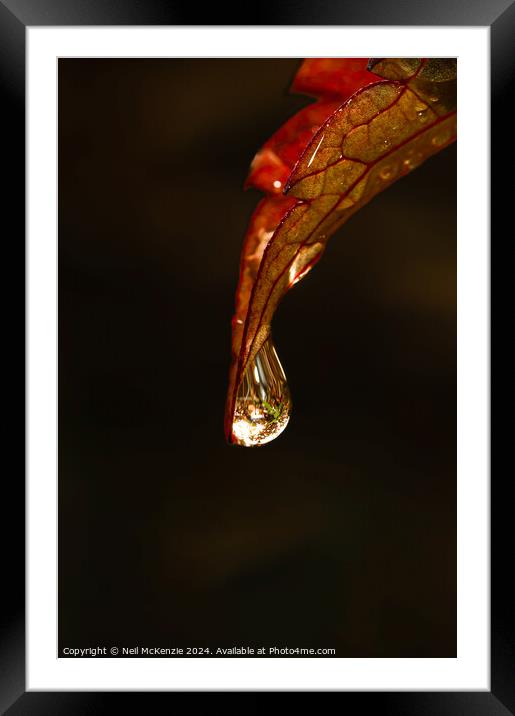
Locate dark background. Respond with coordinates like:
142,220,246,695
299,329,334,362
58,59,456,657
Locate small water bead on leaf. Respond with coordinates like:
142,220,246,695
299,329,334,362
402,149,424,172
379,165,394,180
431,131,451,147
231,337,291,447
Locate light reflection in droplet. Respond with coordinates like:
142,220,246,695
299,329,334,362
232,337,291,447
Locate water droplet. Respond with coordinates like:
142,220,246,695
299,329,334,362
431,132,450,147
231,337,291,447
417,109,429,122
403,152,424,171
380,166,394,180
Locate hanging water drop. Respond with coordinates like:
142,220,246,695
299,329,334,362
231,337,292,447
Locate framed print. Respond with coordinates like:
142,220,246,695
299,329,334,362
2,0,512,711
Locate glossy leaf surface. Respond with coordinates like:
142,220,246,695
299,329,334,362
225,58,457,444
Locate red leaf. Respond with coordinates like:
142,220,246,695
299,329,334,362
225,58,457,446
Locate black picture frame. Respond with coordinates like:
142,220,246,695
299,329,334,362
3,0,511,712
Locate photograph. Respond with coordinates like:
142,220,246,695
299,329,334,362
58,57,457,659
